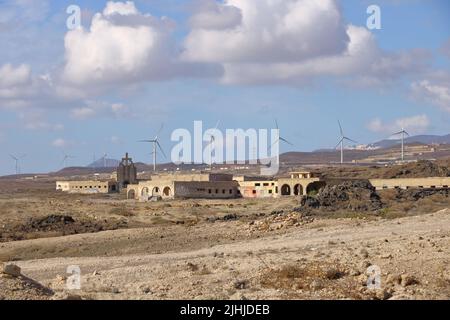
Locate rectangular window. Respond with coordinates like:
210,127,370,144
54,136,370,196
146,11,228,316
255,183,261,187
263,183,269,187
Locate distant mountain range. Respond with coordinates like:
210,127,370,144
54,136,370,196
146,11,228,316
8,133,445,178
369,134,450,149
86,134,450,169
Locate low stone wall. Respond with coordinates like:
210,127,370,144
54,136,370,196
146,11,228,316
369,177,450,190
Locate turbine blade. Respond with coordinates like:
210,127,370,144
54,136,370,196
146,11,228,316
338,120,344,136
269,138,280,152
279,137,294,146
156,141,167,159
155,123,164,139
403,130,410,137
344,137,357,144
214,120,221,130
335,138,344,150
275,118,279,130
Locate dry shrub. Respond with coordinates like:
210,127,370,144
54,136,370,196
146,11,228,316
260,261,363,299
109,206,135,217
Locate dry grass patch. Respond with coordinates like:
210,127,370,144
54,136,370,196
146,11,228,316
260,261,365,299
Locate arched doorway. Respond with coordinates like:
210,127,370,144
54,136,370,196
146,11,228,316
128,189,136,200
163,187,172,198
294,184,303,196
306,181,326,196
141,187,149,198
281,184,291,196
152,187,161,197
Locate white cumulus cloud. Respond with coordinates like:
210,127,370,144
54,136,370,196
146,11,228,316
63,1,220,87
411,76,450,113
52,138,68,148
367,115,431,135
71,100,132,120
182,0,430,86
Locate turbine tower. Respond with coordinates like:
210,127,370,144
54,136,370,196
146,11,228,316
61,153,75,168
10,154,26,174
392,128,410,161
101,153,108,168
206,120,221,170
335,121,357,164
139,124,166,172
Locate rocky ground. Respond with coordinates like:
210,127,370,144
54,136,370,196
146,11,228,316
1,206,449,300
0,175,449,300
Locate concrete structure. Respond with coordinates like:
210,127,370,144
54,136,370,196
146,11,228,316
56,180,118,194
277,172,325,196
369,177,450,190
126,173,239,201
234,176,278,198
127,171,326,201
117,153,138,190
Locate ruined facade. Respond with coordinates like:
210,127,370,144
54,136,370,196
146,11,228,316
117,153,138,190
126,171,326,201
126,173,239,201
56,180,118,194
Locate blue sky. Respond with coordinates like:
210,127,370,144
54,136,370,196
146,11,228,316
0,0,449,175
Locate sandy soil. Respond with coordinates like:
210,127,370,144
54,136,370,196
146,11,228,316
2,208,449,300
1,178,449,300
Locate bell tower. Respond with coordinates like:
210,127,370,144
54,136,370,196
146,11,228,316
117,153,137,190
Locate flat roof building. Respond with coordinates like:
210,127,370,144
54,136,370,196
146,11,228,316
56,180,118,194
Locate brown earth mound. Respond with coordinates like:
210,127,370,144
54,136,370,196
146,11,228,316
381,160,449,179
394,188,449,201
0,273,54,300
0,215,128,242
299,180,384,212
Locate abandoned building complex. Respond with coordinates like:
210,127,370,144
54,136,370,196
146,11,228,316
56,153,450,200
56,180,118,194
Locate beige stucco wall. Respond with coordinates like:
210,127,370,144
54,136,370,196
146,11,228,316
277,178,323,196
238,181,278,198
370,177,450,190
174,181,239,199
56,181,117,194
127,180,176,200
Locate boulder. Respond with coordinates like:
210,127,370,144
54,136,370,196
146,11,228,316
1,263,21,277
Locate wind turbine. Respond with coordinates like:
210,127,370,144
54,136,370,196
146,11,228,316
269,119,294,155
139,124,166,172
391,127,409,161
335,120,357,164
10,154,26,174
101,153,108,168
61,153,76,168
